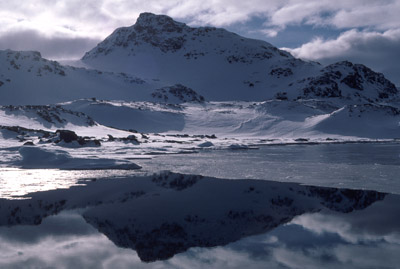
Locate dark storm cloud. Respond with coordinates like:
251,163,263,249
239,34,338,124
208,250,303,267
0,30,101,59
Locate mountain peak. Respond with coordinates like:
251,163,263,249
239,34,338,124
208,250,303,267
134,12,187,33
136,12,174,25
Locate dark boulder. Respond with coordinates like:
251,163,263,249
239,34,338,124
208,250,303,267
56,130,79,143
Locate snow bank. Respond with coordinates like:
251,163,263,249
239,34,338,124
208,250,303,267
228,144,254,150
197,141,214,148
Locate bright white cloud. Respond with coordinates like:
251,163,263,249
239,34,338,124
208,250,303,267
283,29,400,60
0,0,399,38
282,28,400,84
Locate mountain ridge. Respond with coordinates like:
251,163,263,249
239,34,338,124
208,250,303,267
81,12,398,103
0,13,396,105
0,12,398,141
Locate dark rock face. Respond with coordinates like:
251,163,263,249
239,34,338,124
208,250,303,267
151,84,205,103
56,129,79,143
134,222,188,262
270,67,293,78
152,172,203,190
307,186,386,213
326,61,397,98
0,124,101,147
3,50,66,76
275,92,288,100
344,103,400,117
0,125,52,141
134,12,187,34
3,105,95,127
301,74,342,98
56,129,101,146
119,134,140,144
297,61,397,101
225,49,284,65
83,13,190,56
1,199,68,226
341,72,364,91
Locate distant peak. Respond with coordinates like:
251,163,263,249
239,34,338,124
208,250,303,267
2,49,42,58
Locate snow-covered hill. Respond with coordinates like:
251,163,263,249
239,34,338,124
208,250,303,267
82,13,398,103
0,50,204,105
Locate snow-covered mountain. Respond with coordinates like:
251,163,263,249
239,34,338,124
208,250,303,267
82,12,398,103
0,12,398,146
0,13,397,106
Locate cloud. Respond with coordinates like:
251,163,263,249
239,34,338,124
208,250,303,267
0,29,100,59
283,28,400,60
0,0,399,80
1,202,400,269
292,195,400,244
282,28,400,85
265,0,400,30
1,1,399,36
0,211,142,269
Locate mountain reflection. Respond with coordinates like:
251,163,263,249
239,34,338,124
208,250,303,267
0,172,395,264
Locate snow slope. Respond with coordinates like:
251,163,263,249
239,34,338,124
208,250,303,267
60,99,400,139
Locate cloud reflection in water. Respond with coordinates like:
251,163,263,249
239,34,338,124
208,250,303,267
0,174,398,268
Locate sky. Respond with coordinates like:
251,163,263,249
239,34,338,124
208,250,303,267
0,0,399,85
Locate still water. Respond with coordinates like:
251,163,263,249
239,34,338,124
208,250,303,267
138,142,400,194
1,142,400,199
0,180,399,269
0,143,399,268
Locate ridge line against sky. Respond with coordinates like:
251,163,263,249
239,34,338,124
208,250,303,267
0,0,399,85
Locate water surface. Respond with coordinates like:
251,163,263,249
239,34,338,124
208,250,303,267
138,142,400,194
1,143,399,199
